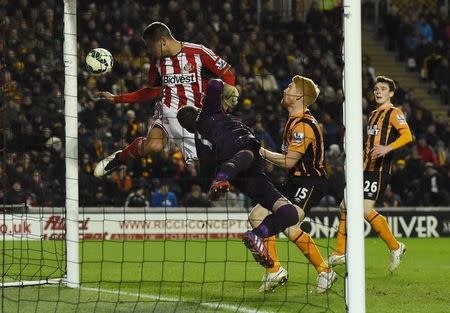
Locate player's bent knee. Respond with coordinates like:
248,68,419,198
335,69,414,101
283,224,300,238
248,204,269,228
146,127,167,152
146,140,164,153
276,204,300,230
271,197,292,212
293,204,305,222
272,198,304,222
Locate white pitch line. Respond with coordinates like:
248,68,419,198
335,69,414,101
76,286,275,313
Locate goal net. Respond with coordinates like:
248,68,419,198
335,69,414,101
1,1,348,312
1,204,65,287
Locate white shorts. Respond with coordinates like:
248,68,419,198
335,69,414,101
150,102,197,164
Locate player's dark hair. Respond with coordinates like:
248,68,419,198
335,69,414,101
142,22,172,42
176,106,199,134
375,76,396,92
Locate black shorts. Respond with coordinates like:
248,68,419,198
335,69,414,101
232,155,283,211
284,176,327,214
363,171,390,201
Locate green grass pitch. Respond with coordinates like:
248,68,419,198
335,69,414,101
2,238,449,313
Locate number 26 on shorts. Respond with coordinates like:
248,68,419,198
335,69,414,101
363,180,378,193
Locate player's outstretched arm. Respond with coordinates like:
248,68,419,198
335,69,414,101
96,86,161,104
221,67,236,86
96,91,115,102
260,147,302,169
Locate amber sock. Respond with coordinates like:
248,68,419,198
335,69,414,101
334,209,347,255
290,229,329,273
265,236,281,273
367,209,399,251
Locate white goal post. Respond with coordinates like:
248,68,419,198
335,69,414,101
63,0,79,288
1,0,79,289
343,1,366,313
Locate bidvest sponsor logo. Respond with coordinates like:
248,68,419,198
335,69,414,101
162,73,196,85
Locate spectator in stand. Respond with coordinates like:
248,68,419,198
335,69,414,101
13,163,30,191
384,6,401,51
325,144,345,205
435,140,449,167
125,184,150,208
29,170,46,206
409,108,427,135
112,164,133,201
125,109,139,143
4,181,25,204
211,189,240,208
416,136,438,165
254,68,279,92
405,147,425,204
151,181,178,208
432,58,449,105
321,112,341,146
421,162,449,206
253,122,277,151
91,186,112,206
182,184,211,207
36,150,57,182
390,159,410,204
381,184,402,208
415,36,434,71
416,16,433,44
80,100,98,131
425,123,439,147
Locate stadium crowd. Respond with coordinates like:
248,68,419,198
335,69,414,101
1,0,449,208
382,1,449,105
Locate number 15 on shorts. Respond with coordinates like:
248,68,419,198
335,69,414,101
294,187,309,201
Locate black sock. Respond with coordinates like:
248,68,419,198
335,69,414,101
252,204,299,238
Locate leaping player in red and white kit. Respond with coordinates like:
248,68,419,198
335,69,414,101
94,22,235,177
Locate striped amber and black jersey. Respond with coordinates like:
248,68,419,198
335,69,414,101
281,110,326,177
363,104,411,174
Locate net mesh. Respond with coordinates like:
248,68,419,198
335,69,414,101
1,0,67,294
1,204,65,287
2,1,346,312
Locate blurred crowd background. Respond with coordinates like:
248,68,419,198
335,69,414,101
1,0,449,208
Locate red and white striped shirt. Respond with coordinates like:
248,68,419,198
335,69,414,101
115,42,234,109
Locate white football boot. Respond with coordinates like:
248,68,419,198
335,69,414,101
317,269,337,294
389,242,406,273
258,266,288,292
328,253,346,267
94,150,122,177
